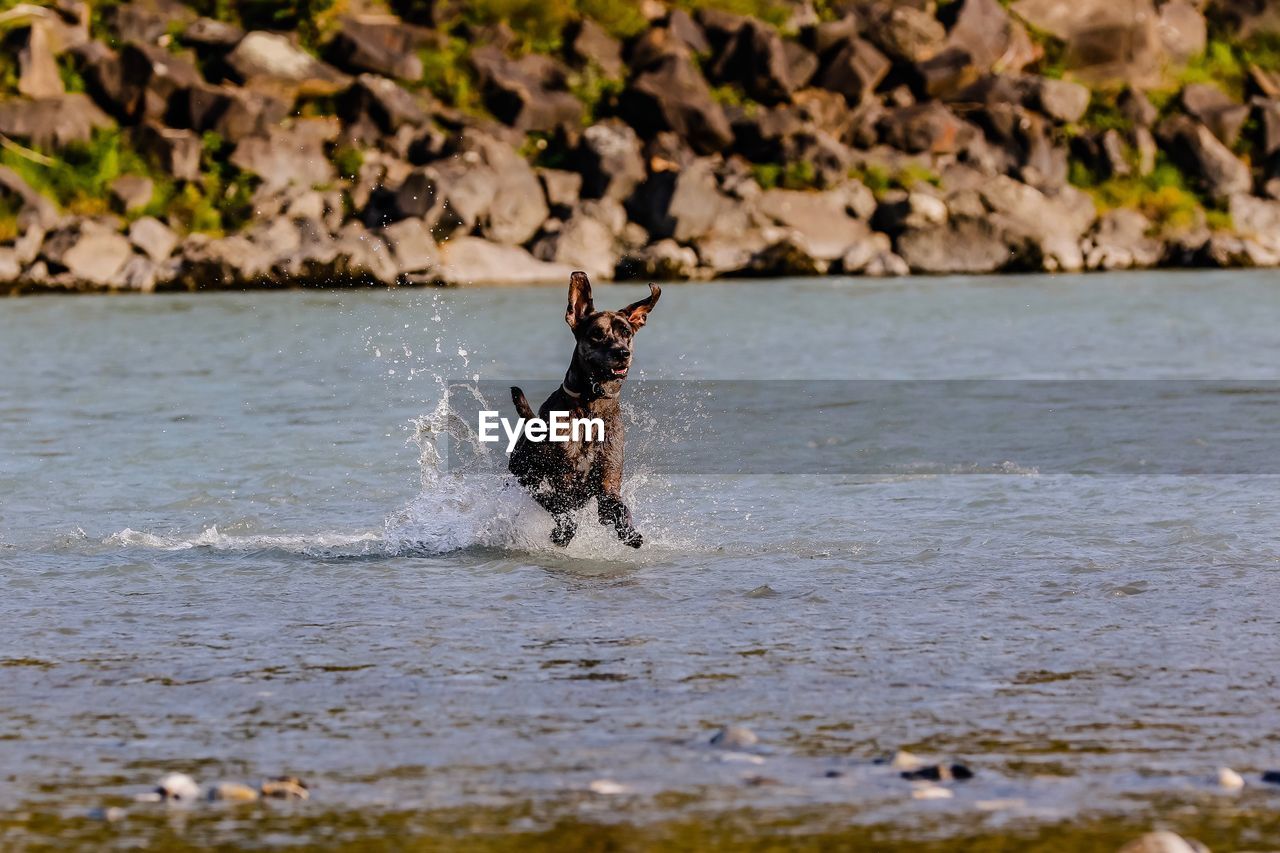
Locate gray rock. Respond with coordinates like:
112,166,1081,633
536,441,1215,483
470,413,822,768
919,0,1036,97
226,31,349,91
626,159,724,243
181,16,244,48
0,93,113,149
862,4,946,64
838,230,893,273
113,254,158,292
380,217,439,277
0,247,20,283
1031,77,1091,123
17,20,64,99
862,249,910,276
578,120,647,202
437,236,574,285
756,188,873,261
110,175,154,212
0,166,59,228
620,239,699,280
231,120,338,192
815,37,890,105
1117,831,1209,853
897,217,1013,274
1010,0,1165,88
325,15,424,81
338,73,427,134
1158,116,1252,200
1228,193,1280,260
565,18,623,78
710,725,759,748
1158,0,1206,64
874,190,949,234
204,782,259,802
538,168,582,215
979,176,1095,271
173,234,272,289
128,216,178,262
137,124,201,182
469,45,582,134
118,42,202,124
533,214,617,280
619,52,734,155
43,222,134,285
1181,83,1249,148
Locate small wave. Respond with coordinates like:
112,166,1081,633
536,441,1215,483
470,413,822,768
105,526,385,557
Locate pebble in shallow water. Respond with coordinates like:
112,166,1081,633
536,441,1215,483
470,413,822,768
900,763,974,782
910,784,953,800
206,782,260,802
1216,767,1244,790
1117,831,1210,853
1262,770,1280,785
709,726,759,749
135,772,200,803
260,776,309,800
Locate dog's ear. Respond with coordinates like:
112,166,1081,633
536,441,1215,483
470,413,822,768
621,283,661,330
566,270,594,330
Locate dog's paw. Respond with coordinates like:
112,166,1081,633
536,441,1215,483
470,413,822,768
551,517,577,547
618,527,643,549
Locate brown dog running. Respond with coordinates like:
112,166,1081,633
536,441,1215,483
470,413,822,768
508,271,660,548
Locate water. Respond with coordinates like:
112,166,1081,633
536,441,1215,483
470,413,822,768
3,271,1280,849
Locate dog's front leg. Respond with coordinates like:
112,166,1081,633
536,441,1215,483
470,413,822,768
598,493,641,548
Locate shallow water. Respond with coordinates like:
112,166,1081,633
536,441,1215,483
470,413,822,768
3,271,1280,849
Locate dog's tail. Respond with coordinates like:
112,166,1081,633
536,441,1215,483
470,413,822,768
510,386,535,420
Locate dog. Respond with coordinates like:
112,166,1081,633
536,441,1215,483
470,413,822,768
509,271,660,548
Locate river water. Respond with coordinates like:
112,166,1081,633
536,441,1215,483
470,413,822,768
3,272,1280,849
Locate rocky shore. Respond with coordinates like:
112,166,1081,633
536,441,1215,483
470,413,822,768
3,0,1280,293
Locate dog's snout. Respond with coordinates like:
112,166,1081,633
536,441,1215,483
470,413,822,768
613,347,631,360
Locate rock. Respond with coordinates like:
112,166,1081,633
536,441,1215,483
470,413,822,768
205,782,259,802
1100,129,1131,178
1217,766,1245,790
1158,116,1252,200
0,248,21,283
837,230,893,272
911,784,954,799
110,175,154,212
707,17,807,104
619,51,734,154
118,42,201,123
667,9,710,55
1030,77,1091,123
181,17,244,48
901,763,974,782
338,73,428,134
127,216,177,262
470,45,582,134
114,254,157,291
0,94,113,148
87,806,128,822
877,103,974,154
626,158,724,242
587,779,628,795
921,0,1037,96
1262,770,1280,784
154,772,201,802
745,233,828,276
533,213,617,280
1229,193,1280,257
1256,98,1280,160
980,175,1095,270
565,18,623,78
538,168,581,215
440,131,547,245
618,238,700,280
172,234,272,289
1181,83,1250,148
1117,831,1209,853
325,15,424,81
1158,0,1207,64
972,102,1068,188
259,776,309,800
380,217,439,278
710,725,759,748
137,124,202,182
231,120,337,192
42,222,134,285
16,20,64,99
756,188,873,261
862,248,910,276
863,4,946,63
172,83,286,144
0,166,58,228
898,216,1012,273
312,222,398,286
105,0,195,45
389,167,441,222
437,236,574,285
1010,0,1165,88
1119,87,1158,127
577,120,647,202
815,37,890,105
226,31,350,93
873,190,949,233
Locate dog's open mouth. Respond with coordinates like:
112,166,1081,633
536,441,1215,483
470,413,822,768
609,365,629,377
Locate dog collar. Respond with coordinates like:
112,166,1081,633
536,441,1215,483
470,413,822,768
562,379,617,400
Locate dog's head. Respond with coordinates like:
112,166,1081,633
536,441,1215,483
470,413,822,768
565,271,660,384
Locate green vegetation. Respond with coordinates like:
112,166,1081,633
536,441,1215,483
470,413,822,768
568,65,625,125
331,145,364,181
752,160,819,190
848,162,941,196
419,36,482,115
1071,155,1214,233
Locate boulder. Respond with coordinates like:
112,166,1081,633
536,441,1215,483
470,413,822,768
1181,83,1249,148
0,166,58,228
112,254,159,292
180,17,244,49
437,236,574,284
1158,1,1206,64
1009,0,1165,88
118,41,202,123
873,190,949,233
1158,116,1252,199
532,213,618,280
337,73,428,134
380,216,439,278
325,15,424,81
226,31,350,93
538,168,582,214
391,167,442,221
972,103,1068,188
470,45,582,134
667,9,710,55
16,21,64,99
431,131,548,245
814,37,890,105
1084,209,1162,270
920,0,1036,97
110,174,154,212
565,18,624,78
137,124,202,182
42,221,134,285
1029,77,1090,123
979,175,1095,270
577,119,647,201
1119,87,1158,127
172,83,287,143
1117,831,1209,853
619,51,734,154
103,0,195,45
877,103,974,154
836,230,893,272
626,158,724,242
756,188,873,260
1256,98,1280,160
1229,192,1280,257
172,234,272,289
706,17,809,104
862,4,946,64
127,215,178,262
744,233,828,276
0,94,113,148
617,238,700,280
0,248,22,284
231,119,338,191
897,217,1013,273
314,222,398,286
